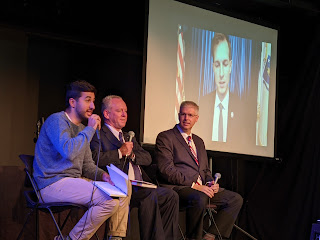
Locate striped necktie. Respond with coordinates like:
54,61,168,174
187,136,199,165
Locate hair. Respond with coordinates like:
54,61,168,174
65,80,96,108
211,32,232,61
180,101,199,113
101,95,123,118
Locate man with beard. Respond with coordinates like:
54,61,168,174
33,80,130,240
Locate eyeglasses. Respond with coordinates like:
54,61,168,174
179,113,198,118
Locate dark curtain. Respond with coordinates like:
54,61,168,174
237,23,320,240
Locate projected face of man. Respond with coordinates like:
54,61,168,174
213,39,232,102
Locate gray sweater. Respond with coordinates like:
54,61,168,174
33,111,105,189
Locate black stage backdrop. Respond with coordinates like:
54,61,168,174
14,3,320,240
235,22,320,239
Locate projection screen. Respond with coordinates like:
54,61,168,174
143,0,278,158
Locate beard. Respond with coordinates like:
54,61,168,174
75,107,92,121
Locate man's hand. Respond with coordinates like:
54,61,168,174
192,184,214,198
88,114,101,130
119,142,133,157
102,172,114,186
210,183,219,194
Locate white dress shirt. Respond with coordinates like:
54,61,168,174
212,90,229,142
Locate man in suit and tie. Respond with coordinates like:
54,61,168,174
198,32,243,144
155,100,243,240
90,95,179,240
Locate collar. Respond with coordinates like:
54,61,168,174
215,90,229,109
177,124,192,143
64,111,72,122
105,123,122,140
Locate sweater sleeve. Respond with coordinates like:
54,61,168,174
45,114,95,161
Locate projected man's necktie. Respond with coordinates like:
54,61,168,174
187,136,199,165
218,103,223,142
119,131,142,181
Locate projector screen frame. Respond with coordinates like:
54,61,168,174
140,0,281,161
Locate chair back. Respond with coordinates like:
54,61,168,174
19,154,41,201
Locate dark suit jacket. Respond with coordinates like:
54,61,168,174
91,124,152,180
198,90,243,144
155,125,213,190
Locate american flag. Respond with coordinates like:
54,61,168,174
175,25,185,123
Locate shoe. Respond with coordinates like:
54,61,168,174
54,235,71,240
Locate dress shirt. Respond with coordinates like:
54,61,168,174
105,123,140,180
212,90,229,142
177,125,202,186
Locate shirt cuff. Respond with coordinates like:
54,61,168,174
118,149,122,159
130,153,136,162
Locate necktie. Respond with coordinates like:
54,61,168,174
218,103,223,142
119,131,124,144
119,131,143,181
187,136,199,165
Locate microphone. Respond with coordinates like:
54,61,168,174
123,131,135,168
128,131,135,142
214,173,221,185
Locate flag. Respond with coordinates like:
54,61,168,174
263,54,271,89
175,25,185,123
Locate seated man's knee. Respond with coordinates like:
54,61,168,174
235,192,243,207
230,192,243,210
166,188,179,203
103,198,120,215
189,191,208,210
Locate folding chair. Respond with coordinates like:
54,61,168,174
205,204,258,240
16,154,99,240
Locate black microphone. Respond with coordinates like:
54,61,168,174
125,131,135,158
214,173,221,184
128,131,135,142
123,131,135,170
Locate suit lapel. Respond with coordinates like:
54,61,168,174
173,126,199,166
101,125,122,148
192,136,202,165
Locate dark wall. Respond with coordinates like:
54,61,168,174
2,0,320,239
25,2,320,239
28,36,144,141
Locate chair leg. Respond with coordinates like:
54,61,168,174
206,208,258,240
36,209,39,240
233,224,258,240
178,223,186,240
206,209,223,240
60,209,74,231
94,232,100,240
16,209,35,240
47,208,65,240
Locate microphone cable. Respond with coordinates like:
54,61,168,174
76,129,101,240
